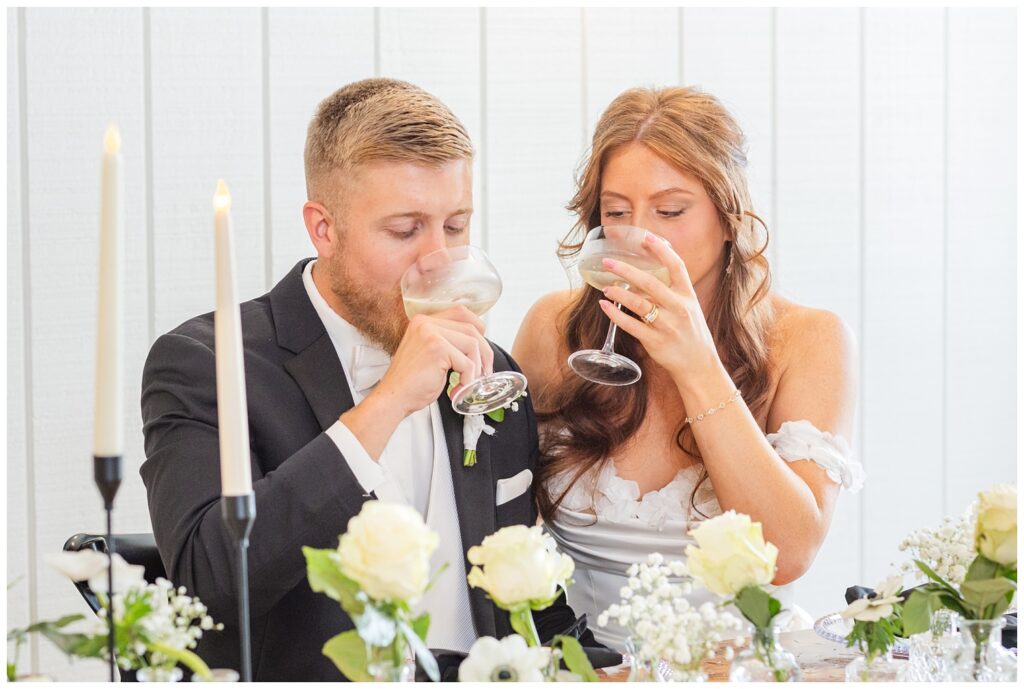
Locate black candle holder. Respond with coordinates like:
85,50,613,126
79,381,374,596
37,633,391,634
93,454,122,682
221,493,256,682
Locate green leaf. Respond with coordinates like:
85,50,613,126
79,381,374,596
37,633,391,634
734,586,778,629
322,629,372,682
24,614,85,634
303,547,364,615
485,407,505,423
410,613,430,643
398,619,439,682
7,661,15,682
902,590,936,636
914,560,959,595
965,556,999,583
553,635,598,682
961,578,1017,612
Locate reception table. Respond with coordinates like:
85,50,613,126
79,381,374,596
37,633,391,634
599,629,890,681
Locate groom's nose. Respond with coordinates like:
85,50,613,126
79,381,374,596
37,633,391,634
416,224,449,257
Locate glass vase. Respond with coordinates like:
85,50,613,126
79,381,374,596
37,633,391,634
365,638,415,682
728,624,802,682
905,608,958,681
950,617,1017,682
136,665,184,682
625,637,664,682
844,650,903,682
665,662,707,682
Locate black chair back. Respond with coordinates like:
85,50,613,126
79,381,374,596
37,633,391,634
62,533,165,614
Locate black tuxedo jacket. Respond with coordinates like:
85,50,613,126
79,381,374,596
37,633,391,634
140,259,590,680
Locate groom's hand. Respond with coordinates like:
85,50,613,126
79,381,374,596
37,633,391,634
340,306,493,460
378,305,494,416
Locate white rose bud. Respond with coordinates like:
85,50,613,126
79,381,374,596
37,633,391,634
467,525,574,609
974,484,1017,566
337,501,439,603
684,511,778,596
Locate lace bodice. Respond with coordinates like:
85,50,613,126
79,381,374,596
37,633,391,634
547,419,863,526
542,419,862,650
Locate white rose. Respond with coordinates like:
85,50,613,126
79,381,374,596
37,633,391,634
975,484,1017,566
684,511,778,596
336,501,439,603
467,525,574,609
457,634,549,682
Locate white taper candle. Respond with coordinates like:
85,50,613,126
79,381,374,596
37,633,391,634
93,125,124,457
213,179,253,496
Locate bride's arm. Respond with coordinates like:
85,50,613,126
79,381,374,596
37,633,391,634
679,308,858,585
598,235,858,585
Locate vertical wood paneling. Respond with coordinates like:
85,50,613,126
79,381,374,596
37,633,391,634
583,7,680,135
861,9,946,585
683,9,775,259
378,9,485,256
484,8,584,349
944,8,1017,508
7,5,32,671
266,8,375,281
23,8,149,679
150,8,264,336
774,8,863,617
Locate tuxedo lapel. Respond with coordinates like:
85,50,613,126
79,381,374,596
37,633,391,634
283,332,355,432
271,259,356,432
438,393,498,638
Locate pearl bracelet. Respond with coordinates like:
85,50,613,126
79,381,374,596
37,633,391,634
685,388,742,425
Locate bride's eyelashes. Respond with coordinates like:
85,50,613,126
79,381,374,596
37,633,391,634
602,209,687,219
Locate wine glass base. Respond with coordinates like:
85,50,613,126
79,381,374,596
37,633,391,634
568,349,642,386
451,371,528,416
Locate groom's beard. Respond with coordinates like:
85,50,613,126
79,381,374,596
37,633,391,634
328,258,408,355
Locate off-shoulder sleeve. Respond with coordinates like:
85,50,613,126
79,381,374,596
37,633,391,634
767,420,865,492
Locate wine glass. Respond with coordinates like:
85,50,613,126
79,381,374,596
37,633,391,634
401,245,528,415
568,225,671,385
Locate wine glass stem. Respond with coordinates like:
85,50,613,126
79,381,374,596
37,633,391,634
600,302,623,353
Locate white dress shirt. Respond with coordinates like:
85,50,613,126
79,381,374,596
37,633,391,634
301,260,476,652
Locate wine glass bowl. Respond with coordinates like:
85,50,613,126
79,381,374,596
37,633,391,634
568,225,668,386
400,245,527,415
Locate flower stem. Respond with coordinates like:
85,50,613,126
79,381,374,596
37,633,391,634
510,608,541,648
148,641,212,680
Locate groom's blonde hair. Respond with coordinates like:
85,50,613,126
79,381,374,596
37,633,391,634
304,78,474,204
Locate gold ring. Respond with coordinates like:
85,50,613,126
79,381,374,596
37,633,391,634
642,303,660,324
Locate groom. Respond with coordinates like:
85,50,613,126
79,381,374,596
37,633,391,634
140,79,596,681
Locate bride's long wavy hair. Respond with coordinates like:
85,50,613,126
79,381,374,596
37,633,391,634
536,86,775,522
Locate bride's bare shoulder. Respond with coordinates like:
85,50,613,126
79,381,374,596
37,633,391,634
766,293,857,373
511,289,579,398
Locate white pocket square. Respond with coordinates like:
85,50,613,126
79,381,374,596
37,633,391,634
495,469,533,506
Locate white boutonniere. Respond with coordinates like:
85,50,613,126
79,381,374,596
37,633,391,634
447,372,527,467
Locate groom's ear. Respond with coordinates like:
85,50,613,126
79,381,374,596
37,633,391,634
303,201,337,257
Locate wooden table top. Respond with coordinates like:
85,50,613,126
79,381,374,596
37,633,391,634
599,629,895,682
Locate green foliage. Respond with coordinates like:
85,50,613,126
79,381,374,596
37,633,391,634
734,586,782,630
845,605,903,662
551,635,598,682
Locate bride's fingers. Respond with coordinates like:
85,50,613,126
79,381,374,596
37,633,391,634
598,298,650,341
602,284,654,318
643,231,695,296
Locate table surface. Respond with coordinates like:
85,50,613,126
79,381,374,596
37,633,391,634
599,629,895,682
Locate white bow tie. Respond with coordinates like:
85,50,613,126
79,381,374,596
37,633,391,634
351,344,392,393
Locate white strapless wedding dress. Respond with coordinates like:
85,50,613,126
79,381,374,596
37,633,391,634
543,420,865,652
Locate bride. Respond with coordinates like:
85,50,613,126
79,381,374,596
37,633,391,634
512,85,864,651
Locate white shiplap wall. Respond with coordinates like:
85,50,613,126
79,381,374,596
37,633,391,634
6,7,1016,679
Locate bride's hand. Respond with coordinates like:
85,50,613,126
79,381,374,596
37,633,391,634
598,231,723,388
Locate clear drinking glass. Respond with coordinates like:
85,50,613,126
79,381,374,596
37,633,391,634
400,245,527,415
568,225,671,386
